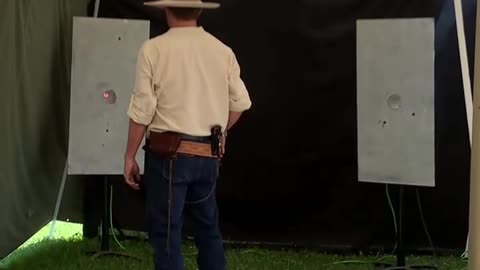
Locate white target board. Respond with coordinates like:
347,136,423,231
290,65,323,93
356,18,435,187
68,17,150,175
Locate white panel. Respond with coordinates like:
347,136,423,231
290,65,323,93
68,17,150,175
356,18,435,187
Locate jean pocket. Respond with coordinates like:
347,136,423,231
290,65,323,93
144,151,187,184
186,182,216,204
159,156,193,184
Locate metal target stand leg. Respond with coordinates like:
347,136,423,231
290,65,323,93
376,186,437,270
49,163,141,260
49,163,140,260
87,176,141,261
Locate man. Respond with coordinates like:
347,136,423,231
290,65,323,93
123,1,252,270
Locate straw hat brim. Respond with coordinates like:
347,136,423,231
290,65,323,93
145,1,220,9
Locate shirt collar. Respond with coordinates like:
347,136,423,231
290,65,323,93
168,26,204,33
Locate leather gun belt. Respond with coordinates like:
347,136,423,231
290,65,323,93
177,140,215,158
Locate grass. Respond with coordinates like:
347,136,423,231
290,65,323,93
0,222,469,270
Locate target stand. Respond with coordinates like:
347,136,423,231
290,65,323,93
357,18,437,270
67,16,150,260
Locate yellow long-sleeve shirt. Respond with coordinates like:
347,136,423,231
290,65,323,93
127,26,252,137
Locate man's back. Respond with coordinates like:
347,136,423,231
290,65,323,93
128,26,251,137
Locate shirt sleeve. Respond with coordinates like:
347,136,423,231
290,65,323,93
127,42,157,126
228,50,252,112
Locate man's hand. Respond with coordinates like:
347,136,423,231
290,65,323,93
124,119,146,190
124,157,141,190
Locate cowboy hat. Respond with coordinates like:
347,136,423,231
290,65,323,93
144,0,220,9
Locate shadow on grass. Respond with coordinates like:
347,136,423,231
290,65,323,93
0,237,468,270
2,237,155,270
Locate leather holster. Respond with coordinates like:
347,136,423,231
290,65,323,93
147,131,181,159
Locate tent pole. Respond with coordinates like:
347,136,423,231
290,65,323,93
468,0,480,268
454,0,474,259
454,0,474,143
94,0,100,18
48,160,68,239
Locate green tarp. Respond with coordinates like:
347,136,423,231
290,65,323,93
0,0,87,258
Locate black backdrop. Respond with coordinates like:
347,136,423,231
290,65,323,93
84,0,476,252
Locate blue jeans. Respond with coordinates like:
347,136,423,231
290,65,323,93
144,137,226,270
